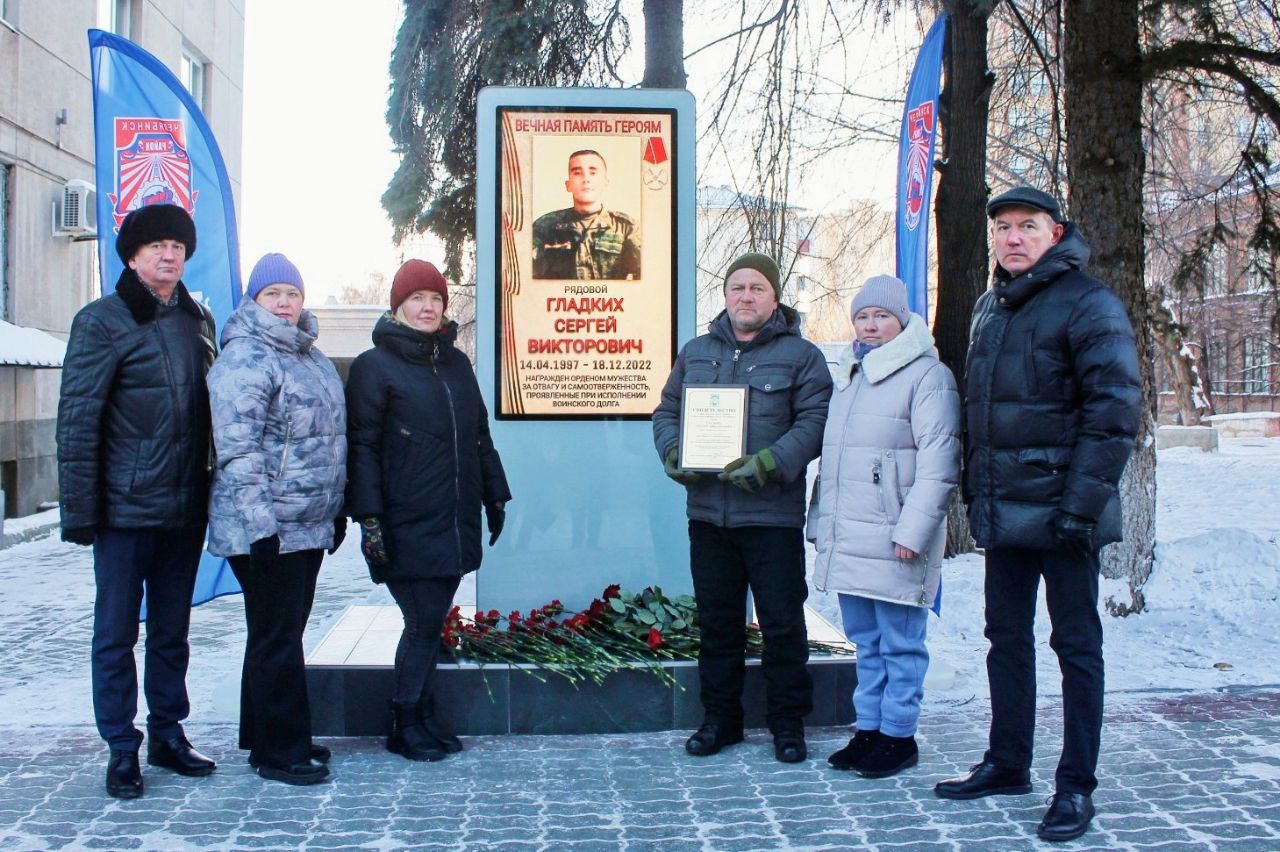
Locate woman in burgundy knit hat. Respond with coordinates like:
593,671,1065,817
343,260,511,761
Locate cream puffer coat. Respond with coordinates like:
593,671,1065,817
808,314,960,608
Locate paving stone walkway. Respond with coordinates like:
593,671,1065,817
1,533,1277,850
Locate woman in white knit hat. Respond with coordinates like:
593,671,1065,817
808,274,961,778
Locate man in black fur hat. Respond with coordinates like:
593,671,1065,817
57,203,219,799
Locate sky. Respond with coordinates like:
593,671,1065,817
238,1,916,305
239,0,419,304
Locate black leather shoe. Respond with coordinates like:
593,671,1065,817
934,760,1032,800
1037,792,1095,841
828,730,880,770
147,735,216,777
773,730,807,763
256,760,330,786
105,749,143,799
249,744,331,768
684,721,744,757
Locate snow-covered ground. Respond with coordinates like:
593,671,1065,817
892,437,1280,704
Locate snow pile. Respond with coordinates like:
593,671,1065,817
1102,526,1279,690
911,437,1280,700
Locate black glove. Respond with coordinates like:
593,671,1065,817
360,517,388,566
1052,511,1097,554
485,502,506,547
250,534,281,565
330,516,348,554
61,526,96,547
663,446,701,486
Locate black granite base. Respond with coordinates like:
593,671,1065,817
307,657,856,736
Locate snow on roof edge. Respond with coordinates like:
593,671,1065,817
0,320,67,368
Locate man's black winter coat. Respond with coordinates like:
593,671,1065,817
963,224,1142,551
57,269,216,532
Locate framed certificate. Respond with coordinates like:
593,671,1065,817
679,384,749,472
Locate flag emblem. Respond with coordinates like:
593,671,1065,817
108,117,198,231
902,102,934,232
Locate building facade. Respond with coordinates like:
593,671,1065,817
0,0,244,516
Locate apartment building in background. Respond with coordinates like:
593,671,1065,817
0,0,244,516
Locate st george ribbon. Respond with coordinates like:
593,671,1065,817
88,29,243,614
894,15,948,318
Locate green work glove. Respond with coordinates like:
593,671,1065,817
718,449,778,493
663,446,702,486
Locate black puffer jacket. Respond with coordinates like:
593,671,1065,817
345,315,511,581
57,269,216,531
963,224,1142,550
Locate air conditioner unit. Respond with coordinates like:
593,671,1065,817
54,179,98,240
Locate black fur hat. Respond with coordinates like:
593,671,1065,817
115,203,197,263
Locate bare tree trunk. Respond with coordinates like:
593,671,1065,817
1150,294,1212,425
934,2,993,557
1063,0,1155,614
641,0,687,89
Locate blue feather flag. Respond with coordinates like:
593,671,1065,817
895,15,948,319
88,29,243,616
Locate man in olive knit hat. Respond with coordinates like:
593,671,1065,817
57,203,219,800
653,251,832,764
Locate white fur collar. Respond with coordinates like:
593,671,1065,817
835,313,935,389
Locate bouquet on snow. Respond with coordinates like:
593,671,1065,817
441,583,852,688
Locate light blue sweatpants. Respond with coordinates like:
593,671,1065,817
838,593,930,738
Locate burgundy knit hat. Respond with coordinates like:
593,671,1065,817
390,259,448,313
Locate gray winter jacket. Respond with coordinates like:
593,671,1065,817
652,305,832,528
207,299,347,557
809,315,960,608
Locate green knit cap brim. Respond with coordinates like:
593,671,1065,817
725,252,782,301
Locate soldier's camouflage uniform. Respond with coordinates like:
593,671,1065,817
532,206,642,280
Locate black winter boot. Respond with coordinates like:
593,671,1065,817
828,729,880,770
854,734,918,778
386,702,446,762
418,694,463,754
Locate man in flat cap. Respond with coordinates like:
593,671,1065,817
933,187,1141,842
57,203,219,799
653,252,832,764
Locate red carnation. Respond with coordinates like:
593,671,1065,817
646,627,663,650
603,584,622,600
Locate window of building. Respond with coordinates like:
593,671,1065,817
795,219,816,257
0,163,8,320
1247,246,1273,293
1243,336,1270,395
97,0,131,37
1207,339,1228,392
1204,242,1227,297
181,48,207,114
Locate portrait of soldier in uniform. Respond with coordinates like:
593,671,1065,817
532,149,642,280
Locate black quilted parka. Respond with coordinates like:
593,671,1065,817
963,224,1143,551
